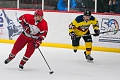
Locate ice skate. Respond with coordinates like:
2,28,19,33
4,58,11,64
19,56,28,70
4,53,15,64
19,64,24,70
84,51,93,62
74,49,77,53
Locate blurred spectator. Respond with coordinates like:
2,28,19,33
56,0,67,11
57,0,78,11
107,0,120,13
77,0,82,3
76,0,86,11
70,0,78,10
102,0,109,12
81,0,94,12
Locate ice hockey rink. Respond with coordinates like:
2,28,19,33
0,43,120,80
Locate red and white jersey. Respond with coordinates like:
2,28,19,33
19,14,48,40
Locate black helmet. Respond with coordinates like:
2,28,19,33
84,10,91,16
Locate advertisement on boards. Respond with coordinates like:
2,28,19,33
0,10,23,40
0,9,119,49
0,11,4,38
89,14,120,48
99,18,120,43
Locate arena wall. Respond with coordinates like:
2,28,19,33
0,9,120,53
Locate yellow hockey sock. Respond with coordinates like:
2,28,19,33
85,42,92,55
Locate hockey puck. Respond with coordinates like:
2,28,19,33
49,71,54,74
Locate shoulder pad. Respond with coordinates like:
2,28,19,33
75,15,84,23
90,16,95,20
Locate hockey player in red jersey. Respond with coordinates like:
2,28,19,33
4,9,48,69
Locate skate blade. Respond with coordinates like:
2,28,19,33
87,60,94,63
18,68,23,71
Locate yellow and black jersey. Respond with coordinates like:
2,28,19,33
69,15,99,36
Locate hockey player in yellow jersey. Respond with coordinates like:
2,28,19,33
69,10,100,61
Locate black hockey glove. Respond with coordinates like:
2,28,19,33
69,32,76,40
93,29,100,36
20,22,29,31
23,22,29,27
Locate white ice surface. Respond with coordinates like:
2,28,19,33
0,43,120,80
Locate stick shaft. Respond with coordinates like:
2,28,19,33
37,47,52,71
81,29,120,37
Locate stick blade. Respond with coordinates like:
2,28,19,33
49,71,54,74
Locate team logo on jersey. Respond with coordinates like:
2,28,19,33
79,25,89,31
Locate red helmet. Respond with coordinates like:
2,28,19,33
34,9,43,16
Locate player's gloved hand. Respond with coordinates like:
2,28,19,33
20,21,29,30
93,29,100,36
23,22,29,27
69,32,76,40
23,22,29,28
34,38,42,48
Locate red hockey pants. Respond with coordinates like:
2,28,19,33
11,34,36,58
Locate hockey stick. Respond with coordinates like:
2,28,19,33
37,47,54,74
80,29,120,37
28,34,54,74
33,40,54,74
22,25,53,74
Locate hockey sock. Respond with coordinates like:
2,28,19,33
8,53,15,60
85,42,92,55
20,56,29,66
